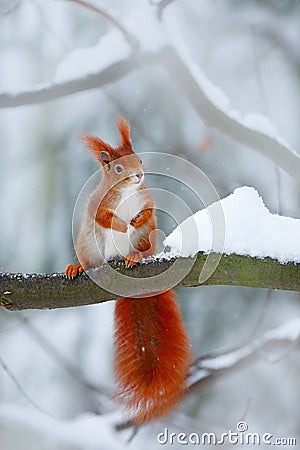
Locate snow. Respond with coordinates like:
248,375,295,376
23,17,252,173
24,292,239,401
164,186,300,263
128,6,168,52
243,113,289,147
200,347,252,371
185,56,290,146
0,404,126,450
55,5,168,83
0,0,20,15
1,2,297,156
197,318,300,372
3,319,298,449
187,369,210,386
55,29,130,83
262,318,300,342
164,11,292,148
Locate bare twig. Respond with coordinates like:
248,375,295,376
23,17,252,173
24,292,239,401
241,14,300,67
155,0,177,20
116,318,300,430
14,312,110,397
0,354,54,417
66,0,139,51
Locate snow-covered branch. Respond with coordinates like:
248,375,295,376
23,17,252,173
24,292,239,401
67,0,139,50
188,317,300,392
161,47,300,181
1,318,299,442
1,187,299,311
0,252,299,311
0,53,155,108
1,44,299,180
116,317,300,429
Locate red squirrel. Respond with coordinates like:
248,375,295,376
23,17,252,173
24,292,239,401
65,117,192,424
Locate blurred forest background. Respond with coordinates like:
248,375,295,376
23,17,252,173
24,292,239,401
0,0,299,448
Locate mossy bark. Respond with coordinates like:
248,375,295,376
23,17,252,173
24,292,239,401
0,252,299,311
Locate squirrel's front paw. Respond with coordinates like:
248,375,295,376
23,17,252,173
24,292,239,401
125,252,143,267
130,214,142,228
130,208,152,229
65,264,84,279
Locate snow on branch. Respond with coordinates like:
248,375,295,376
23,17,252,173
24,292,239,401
0,403,123,450
68,0,139,51
161,47,300,181
0,6,299,179
0,53,156,108
0,318,299,441
188,317,300,391
165,187,300,263
1,187,299,311
117,317,300,429
1,45,299,180
0,252,299,311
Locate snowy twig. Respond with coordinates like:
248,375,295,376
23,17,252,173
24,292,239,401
161,47,300,181
0,53,156,108
0,45,299,180
1,320,298,436
115,317,300,430
66,0,139,51
0,252,299,311
188,318,300,392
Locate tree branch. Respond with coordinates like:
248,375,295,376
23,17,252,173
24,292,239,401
66,0,139,51
1,46,299,181
0,53,156,108
117,317,300,430
0,354,53,417
0,252,299,311
150,0,177,20
188,317,300,392
161,47,300,181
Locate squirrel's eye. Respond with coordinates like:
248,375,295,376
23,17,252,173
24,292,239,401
140,159,142,164
115,165,123,173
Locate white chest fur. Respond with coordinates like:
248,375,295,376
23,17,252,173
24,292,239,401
116,189,144,223
102,188,145,262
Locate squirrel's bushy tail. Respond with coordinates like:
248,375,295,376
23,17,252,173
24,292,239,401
113,290,192,424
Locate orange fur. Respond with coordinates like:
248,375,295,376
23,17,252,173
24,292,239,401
117,115,132,150
95,207,127,232
65,263,83,278
81,135,114,164
114,290,192,424
130,208,153,229
66,116,192,424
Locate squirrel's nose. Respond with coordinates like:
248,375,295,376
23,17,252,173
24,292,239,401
136,172,143,179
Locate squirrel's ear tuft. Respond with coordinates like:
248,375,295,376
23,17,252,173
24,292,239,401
117,116,132,151
81,135,114,165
